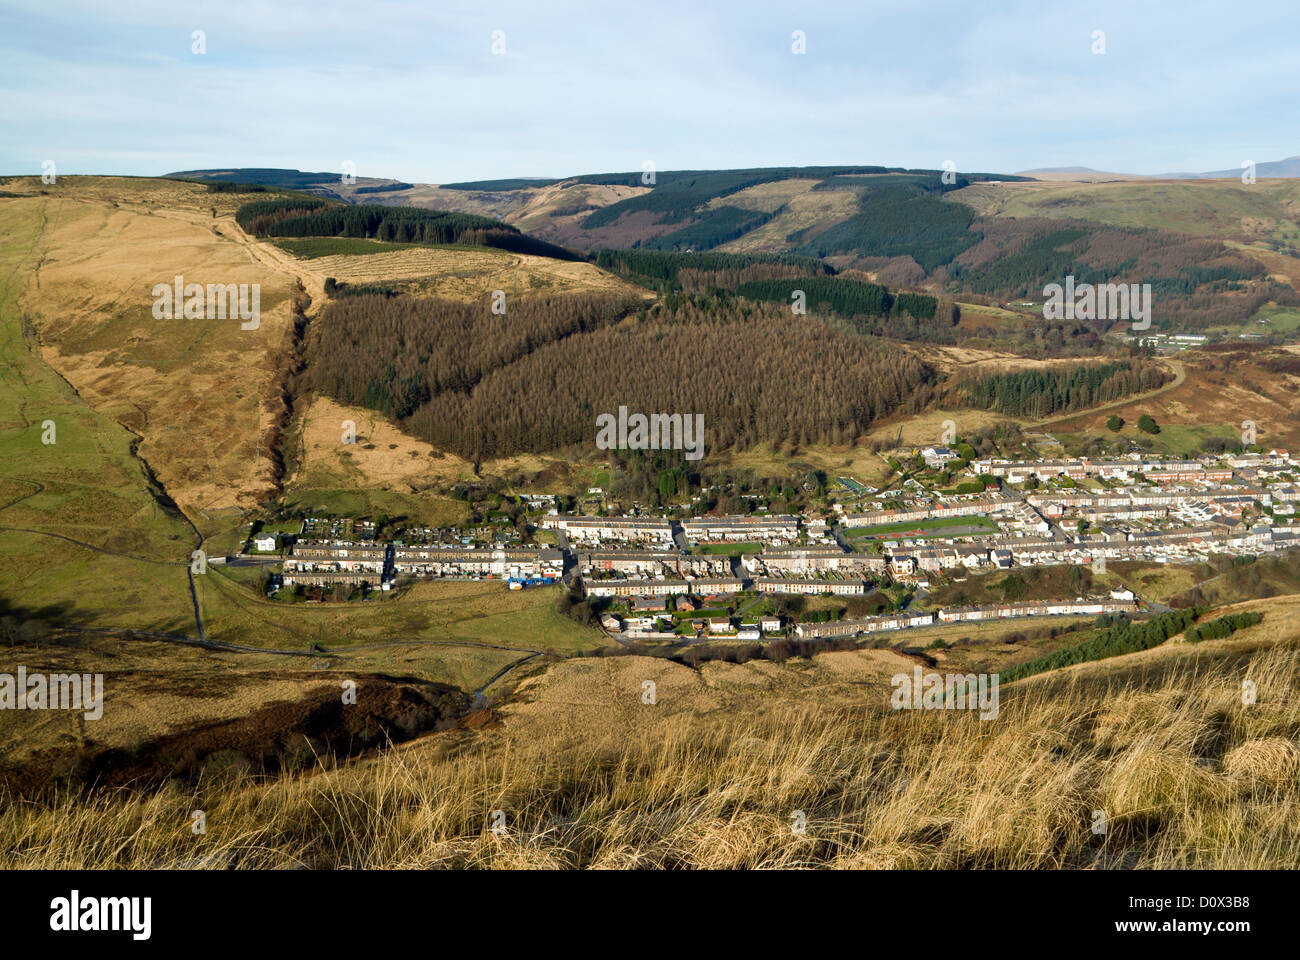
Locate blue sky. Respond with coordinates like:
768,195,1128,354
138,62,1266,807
2,0,1297,182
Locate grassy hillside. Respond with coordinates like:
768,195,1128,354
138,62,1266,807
4,594,1297,868
0,177,618,671
166,167,1300,336
0,192,200,633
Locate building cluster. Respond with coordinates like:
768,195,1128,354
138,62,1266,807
267,446,1297,621
540,513,800,546
282,540,563,589
886,523,1295,573
969,452,1291,484
282,540,388,589
578,550,732,580
602,605,783,640
390,546,563,582
839,493,1042,534
794,595,1140,639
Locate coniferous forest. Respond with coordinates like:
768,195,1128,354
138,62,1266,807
958,359,1172,418
236,198,581,260
310,292,939,460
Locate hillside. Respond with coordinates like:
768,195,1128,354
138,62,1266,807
0,174,1276,651
0,176,621,656
4,592,1298,868
176,166,1300,335
3,172,1300,876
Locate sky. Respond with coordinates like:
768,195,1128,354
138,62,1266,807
2,0,1298,183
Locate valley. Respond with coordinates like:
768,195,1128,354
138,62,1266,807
3,167,1300,874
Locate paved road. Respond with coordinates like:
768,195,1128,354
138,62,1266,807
554,528,578,585
225,555,282,567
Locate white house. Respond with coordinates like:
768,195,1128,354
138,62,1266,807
253,534,278,552
921,446,960,468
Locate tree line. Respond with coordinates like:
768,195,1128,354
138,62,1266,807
958,359,1170,418
593,249,830,288
311,292,641,420
731,276,939,321
1184,610,1263,643
1000,607,1203,683
235,198,579,260
311,292,938,462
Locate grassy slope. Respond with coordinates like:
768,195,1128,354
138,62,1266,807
953,177,1300,242
5,595,1297,868
0,180,605,672
0,197,198,630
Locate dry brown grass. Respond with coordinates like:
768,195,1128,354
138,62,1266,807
300,246,641,301
9,181,301,515
3,617,1297,869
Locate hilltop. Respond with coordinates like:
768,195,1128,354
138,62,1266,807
168,164,1300,337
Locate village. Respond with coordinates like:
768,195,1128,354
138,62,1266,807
231,448,1300,643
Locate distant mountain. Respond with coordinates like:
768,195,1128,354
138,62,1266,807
1160,155,1300,180
1015,166,1145,180
1018,166,1108,174
166,167,412,201
154,164,1287,336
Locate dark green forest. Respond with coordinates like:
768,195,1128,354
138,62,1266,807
235,198,580,260
790,180,979,271
960,359,1171,418
593,248,831,288
732,275,938,320
639,205,776,251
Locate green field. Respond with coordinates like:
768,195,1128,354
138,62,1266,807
1205,304,1300,338
0,197,199,630
198,570,602,655
272,237,421,258
272,237,500,260
845,515,997,539
693,541,760,555
1058,421,1241,459
280,485,469,529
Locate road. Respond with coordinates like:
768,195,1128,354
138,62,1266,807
1035,357,1186,428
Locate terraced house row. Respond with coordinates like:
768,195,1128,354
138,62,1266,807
1026,489,1266,514
793,597,1141,639
282,540,388,588
968,453,1294,482
578,550,732,579
540,513,800,545
391,546,563,580
282,540,564,587
840,494,1020,528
